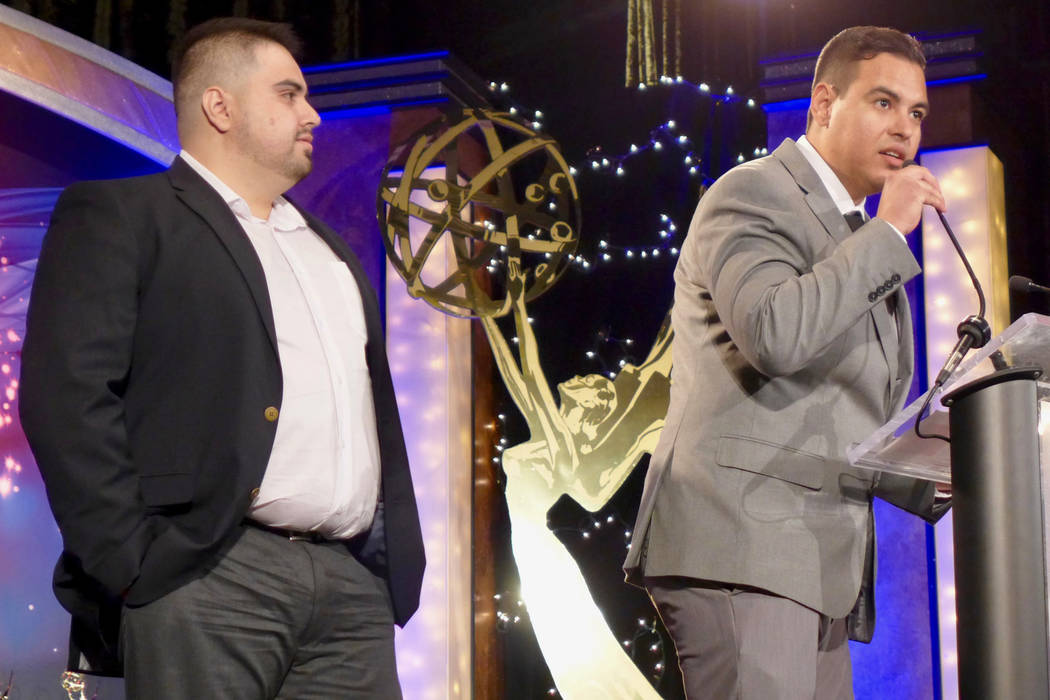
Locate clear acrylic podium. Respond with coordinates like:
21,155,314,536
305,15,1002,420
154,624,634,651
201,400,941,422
849,312,1050,699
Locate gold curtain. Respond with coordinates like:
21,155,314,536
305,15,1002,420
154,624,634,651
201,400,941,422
626,0,681,87
92,0,111,48
37,0,55,23
166,0,186,64
333,0,351,59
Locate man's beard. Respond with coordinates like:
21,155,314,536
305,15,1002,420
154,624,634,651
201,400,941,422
234,122,313,185
286,144,313,183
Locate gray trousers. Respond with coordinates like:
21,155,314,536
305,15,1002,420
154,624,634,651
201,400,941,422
121,526,401,699
647,578,853,700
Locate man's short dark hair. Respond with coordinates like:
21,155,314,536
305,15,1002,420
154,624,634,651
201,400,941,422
171,17,303,117
807,26,926,129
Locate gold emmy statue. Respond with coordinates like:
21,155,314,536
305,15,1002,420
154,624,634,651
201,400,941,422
59,672,88,700
380,109,672,699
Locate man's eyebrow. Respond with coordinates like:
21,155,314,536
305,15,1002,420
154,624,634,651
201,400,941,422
867,85,929,112
274,79,307,95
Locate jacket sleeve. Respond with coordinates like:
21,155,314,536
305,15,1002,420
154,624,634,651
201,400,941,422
681,163,922,377
19,181,152,599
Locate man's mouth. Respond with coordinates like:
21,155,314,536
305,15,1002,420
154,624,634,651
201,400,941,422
880,149,905,165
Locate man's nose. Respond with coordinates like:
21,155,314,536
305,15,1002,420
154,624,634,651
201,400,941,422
891,109,916,140
302,99,321,128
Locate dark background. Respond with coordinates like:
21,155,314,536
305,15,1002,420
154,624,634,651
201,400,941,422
4,1,1048,697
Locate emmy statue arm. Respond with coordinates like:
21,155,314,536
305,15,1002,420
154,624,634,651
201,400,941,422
570,420,666,512
506,281,581,479
479,307,577,490
567,318,675,511
479,312,537,420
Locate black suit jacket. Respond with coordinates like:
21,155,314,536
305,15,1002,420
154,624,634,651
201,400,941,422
19,157,425,675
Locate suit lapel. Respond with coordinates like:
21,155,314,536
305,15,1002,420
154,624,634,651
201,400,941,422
167,158,279,355
774,140,856,247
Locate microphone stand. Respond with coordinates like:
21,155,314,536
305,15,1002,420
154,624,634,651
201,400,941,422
913,208,992,442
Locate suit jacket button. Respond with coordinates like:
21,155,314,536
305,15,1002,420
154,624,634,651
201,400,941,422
868,292,877,302
249,487,260,500
891,273,902,283
264,406,279,422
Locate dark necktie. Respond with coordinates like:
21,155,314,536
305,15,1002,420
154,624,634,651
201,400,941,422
844,211,865,232
844,211,898,316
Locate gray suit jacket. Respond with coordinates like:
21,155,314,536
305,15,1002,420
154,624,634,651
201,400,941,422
625,138,946,636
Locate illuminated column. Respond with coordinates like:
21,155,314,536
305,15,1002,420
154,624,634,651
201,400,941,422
387,168,472,700
920,145,1008,700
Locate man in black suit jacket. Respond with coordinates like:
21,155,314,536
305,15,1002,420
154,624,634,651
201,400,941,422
19,17,424,698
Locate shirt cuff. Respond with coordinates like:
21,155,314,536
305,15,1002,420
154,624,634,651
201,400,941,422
881,219,907,242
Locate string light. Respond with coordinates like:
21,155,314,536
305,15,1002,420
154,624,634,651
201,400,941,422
574,323,650,378
579,116,765,184
588,213,683,269
651,73,755,107
486,81,549,133
549,507,638,551
619,615,668,684
485,77,766,188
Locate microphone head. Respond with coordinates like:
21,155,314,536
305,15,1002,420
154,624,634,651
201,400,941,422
1009,275,1035,293
901,159,918,168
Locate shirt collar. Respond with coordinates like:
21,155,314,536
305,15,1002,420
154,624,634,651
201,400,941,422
795,135,866,218
179,149,307,231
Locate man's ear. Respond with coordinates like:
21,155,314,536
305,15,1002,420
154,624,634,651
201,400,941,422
809,82,836,129
201,86,233,133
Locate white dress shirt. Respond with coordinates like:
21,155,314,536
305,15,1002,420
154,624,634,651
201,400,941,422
180,151,381,539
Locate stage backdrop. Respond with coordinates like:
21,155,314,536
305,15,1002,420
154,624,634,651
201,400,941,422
1,4,1004,698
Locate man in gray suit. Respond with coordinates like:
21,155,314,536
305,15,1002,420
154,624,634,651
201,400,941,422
625,26,949,698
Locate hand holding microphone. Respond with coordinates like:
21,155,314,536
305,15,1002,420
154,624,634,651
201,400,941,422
875,158,946,234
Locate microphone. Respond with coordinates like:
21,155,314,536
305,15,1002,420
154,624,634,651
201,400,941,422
1009,275,1050,297
933,317,991,386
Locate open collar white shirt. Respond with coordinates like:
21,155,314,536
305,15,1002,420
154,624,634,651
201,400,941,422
180,150,381,539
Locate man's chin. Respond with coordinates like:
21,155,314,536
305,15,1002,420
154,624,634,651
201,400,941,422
866,172,890,197
287,159,313,184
